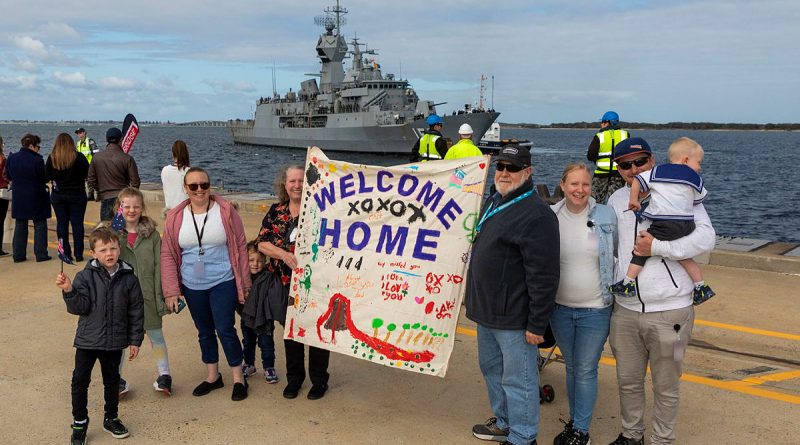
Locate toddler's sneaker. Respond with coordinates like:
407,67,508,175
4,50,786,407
693,284,716,305
265,367,279,384
242,364,257,378
609,280,636,297
154,374,172,396
103,417,130,439
70,419,88,445
118,378,131,398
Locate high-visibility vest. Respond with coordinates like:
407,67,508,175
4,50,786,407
417,133,442,161
594,128,629,174
77,138,95,163
444,138,482,160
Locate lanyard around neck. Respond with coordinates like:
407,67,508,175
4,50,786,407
475,189,533,234
190,201,211,255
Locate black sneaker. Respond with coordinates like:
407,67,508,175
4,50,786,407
472,417,509,442
231,381,249,401
118,378,131,398
0,250,10,258
70,419,88,445
103,417,130,439
607,433,643,445
553,419,574,445
563,429,591,445
192,374,224,396
693,284,716,305
154,374,172,396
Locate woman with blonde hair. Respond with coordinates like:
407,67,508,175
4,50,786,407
46,133,90,262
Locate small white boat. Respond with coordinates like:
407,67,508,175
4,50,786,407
478,122,532,152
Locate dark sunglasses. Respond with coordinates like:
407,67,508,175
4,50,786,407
496,163,526,173
616,156,650,170
186,182,210,191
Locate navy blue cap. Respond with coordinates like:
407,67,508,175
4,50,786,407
613,137,651,161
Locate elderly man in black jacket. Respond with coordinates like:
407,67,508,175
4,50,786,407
466,145,560,445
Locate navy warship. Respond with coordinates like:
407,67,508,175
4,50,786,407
228,1,500,154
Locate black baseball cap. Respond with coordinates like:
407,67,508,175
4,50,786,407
75,128,86,134
493,144,531,168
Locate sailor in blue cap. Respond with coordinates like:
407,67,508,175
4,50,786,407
587,111,630,203
410,114,448,162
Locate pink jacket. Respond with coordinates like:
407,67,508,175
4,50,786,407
160,195,252,301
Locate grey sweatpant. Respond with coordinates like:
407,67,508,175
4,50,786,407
609,303,694,444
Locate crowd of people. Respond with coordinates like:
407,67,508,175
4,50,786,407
0,117,717,445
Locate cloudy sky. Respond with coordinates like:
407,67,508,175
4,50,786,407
1,0,797,124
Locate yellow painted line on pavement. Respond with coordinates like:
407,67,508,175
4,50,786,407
694,319,800,342
456,325,800,405
742,370,800,385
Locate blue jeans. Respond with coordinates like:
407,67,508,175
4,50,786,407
51,192,88,260
12,219,48,261
100,198,116,222
241,323,276,368
477,325,540,445
549,304,612,433
183,280,244,367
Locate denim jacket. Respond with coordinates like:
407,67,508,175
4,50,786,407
551,197,618,306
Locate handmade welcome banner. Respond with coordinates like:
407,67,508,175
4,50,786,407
285,147,488,377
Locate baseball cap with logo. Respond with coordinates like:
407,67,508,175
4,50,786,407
612,137,652,161
493,144,531,168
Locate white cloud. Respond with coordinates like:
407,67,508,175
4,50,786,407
99,76,138,89
52,71,88,86
10,56,40,73
11,36,49,59
0,75,37,90
37,22,81,39
203,79,256,94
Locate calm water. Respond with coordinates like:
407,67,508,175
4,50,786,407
2,124,798,242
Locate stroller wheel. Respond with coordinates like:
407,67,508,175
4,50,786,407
542,384,555,403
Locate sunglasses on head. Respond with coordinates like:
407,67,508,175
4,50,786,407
496,163,526,173
186,182,210,191
616,156,650,170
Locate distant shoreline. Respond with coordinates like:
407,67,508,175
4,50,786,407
3,120,799,131
501,122,800,131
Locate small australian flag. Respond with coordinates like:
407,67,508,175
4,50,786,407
111,206,125,231
57,238,73,264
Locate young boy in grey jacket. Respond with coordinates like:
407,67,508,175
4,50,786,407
56,226,144,444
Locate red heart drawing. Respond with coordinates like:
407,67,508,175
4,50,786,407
479,163,486,169
425,301,435,314
415,296,424,304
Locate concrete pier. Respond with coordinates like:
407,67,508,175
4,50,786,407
0,187,798,444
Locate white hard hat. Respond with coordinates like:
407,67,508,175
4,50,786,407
458,123,474,135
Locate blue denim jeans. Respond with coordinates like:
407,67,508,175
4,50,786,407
12,219,48,261
241,322,276,369
182,280,244,367
100,198,116,222
51,192,88,260
477,325,540,445
549,304,612,433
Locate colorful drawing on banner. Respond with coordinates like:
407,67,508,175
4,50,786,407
284,147,489,377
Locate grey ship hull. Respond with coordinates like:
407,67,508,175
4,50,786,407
229,112,499,154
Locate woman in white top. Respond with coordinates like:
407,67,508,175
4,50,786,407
549,163,618,445
160,140,190,211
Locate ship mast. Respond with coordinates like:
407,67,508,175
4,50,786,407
313,1,349,94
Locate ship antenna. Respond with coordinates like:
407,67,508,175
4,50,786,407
315,1,348,35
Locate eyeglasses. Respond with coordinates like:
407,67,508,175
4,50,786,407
186,182,210,191
616,156,650,170
496,163,526,173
